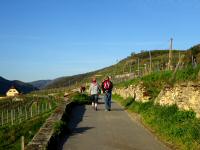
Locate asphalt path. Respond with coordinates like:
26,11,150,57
62,96,170,150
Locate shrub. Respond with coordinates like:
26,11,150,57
70,92,90,104
53,120,67,135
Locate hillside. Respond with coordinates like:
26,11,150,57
29,80,52,89
44,44,200,90
0,76,38,96
45,72,96,89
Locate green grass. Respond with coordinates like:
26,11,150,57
70,92,91,104
0,112,52,150
113,94,200,150
53,120,67,135
173,65,200,82
115,65,200,100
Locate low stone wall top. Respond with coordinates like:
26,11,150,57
26,99,70,150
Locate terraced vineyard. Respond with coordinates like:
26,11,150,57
0,95,59,150
0,96,57,126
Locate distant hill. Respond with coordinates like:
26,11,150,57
29,80,52,89
0,76,38,96
43,43,200,90
45,72,95,89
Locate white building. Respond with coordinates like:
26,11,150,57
6,86,19,97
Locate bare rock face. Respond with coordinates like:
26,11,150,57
155,82,200,118
113,83,151,102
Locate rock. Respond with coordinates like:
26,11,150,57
113,83,150,102
155,82,200,118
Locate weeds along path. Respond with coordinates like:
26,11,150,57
61,96,170,150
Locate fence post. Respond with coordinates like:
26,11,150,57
19,107,22,123
30,105,33,117
138,58,140,77
49,103,52,110
18,107,20,123
46,102,48,111
11,109,13,125
41,104,43,113
38,103,40,114
21,136,24,150
149,51,152,73
1,111,3,126
25,106,27,120
7,110,9,123
13,109,15,122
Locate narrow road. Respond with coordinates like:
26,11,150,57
62,96,170,150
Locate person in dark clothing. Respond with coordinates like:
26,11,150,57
102,76,113,111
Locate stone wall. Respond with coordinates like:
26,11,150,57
113,83,150,102
114,79,200,118
155,82,200,118
26,99,71,150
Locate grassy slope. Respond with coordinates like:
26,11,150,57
0,112,52,150
0,96,58,150
116,65,200,99
112,64,200,150
43,43,200,90
113,94,200,150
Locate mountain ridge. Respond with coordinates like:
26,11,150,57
29,80,52,89
0,76,38,96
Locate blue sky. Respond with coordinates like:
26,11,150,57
0,0,200,82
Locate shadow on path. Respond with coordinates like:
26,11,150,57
58,105,93,150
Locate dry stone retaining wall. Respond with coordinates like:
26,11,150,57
113,83,151,102
26,99,71,150
155,82,200,118
114,81,200,118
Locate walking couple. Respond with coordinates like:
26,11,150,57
89,76,113,111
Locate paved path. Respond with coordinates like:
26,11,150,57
62,96,170,150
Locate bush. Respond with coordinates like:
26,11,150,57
53,120,67,135
70,92,90,104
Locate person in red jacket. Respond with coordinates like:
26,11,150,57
102,76,113,111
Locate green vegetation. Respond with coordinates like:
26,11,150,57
52,92,90,136
113,94,200,150
0,112,51,150
70,92,91,104
48,92,90,149
0,96,58,127
116,65,200,99
172,65,200,82
0,94,58,150
113,63,200,150
41,44,200,91
53,120,67,135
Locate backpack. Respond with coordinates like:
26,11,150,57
103,80,111,90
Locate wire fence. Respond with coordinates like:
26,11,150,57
111,52,199,84
0,97,57,127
